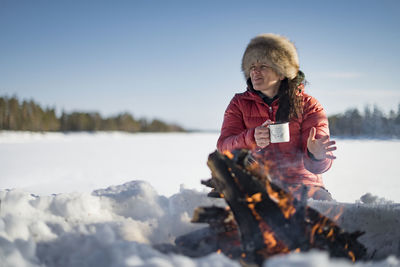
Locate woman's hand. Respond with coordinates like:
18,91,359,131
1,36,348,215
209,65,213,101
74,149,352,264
254,120,272,149
307,127,337,160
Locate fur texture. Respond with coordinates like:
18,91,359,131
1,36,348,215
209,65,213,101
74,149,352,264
241,33,299,80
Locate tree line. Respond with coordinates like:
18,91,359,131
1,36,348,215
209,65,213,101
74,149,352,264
0,96,185,132
2,95,399,137
328,104,400,138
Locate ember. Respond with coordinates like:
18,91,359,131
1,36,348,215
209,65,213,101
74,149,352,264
179,149,367,266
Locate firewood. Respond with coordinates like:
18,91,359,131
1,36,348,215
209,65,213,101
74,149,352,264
205,149,367,264
174,149,367,266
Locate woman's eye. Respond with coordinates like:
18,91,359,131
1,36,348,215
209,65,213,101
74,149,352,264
260,65,268,70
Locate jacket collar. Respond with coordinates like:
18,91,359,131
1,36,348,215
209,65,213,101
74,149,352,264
253,89,280,106
241,87,280,106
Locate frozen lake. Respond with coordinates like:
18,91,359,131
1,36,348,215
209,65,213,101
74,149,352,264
0,131,399,203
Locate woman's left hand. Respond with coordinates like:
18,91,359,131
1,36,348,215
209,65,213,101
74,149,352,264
307,127,337,160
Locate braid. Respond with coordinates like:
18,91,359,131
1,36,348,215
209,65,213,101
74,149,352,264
276,70,305,122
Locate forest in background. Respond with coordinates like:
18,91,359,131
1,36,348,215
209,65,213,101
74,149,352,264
328,104,400,138
0,96,184,132
1,95,400,137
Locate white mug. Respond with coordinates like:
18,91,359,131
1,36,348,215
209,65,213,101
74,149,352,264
268,122,290,143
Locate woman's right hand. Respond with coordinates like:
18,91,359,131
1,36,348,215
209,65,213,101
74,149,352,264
254,120,272,149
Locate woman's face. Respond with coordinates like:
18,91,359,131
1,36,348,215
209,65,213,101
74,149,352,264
249,62,284,97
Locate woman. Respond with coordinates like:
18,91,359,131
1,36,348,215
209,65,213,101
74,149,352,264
217,33,336,201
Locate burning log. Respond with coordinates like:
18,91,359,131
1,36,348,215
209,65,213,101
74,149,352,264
187,149,367,265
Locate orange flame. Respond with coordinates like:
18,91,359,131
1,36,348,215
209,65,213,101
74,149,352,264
223,150,234,159
245,194,292,255
246,192,262,203
263,231,277,247
323,205,344,222
326,228,335,240
221,151,353,259
310,223,319,244
332,206,344,222
266,182,296,219
348,251,355,262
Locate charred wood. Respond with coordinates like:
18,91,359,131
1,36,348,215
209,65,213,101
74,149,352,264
173,149,367,266
205,149,367,264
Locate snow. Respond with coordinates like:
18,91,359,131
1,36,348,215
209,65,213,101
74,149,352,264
1,132,399,267
309,200,400,260
323,138,400,203
0,132,217,197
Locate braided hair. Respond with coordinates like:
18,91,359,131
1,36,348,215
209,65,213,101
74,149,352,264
275,70,305,122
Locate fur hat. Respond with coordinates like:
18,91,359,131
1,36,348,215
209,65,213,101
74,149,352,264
241,33,299,80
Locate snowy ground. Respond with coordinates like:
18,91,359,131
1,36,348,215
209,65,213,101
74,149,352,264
1,132,399,267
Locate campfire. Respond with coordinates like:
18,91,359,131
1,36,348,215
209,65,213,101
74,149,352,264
175,149,367,266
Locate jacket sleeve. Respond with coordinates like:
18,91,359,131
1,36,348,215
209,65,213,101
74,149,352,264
301,96,333,174
217,96,256,152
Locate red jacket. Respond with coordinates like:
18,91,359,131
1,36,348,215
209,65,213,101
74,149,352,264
217,89,333,187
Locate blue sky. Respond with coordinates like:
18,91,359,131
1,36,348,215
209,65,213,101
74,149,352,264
1,0,399,130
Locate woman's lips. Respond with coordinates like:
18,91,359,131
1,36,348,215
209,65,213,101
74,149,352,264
253,77,263,83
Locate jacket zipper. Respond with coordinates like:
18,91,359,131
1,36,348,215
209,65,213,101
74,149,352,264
269,106,273,120
268,105,277,163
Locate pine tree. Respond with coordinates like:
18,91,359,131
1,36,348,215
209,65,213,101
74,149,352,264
0,97,6,129
0,95,186,132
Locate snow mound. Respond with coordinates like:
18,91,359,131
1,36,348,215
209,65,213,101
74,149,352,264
309,200,400,260
359,193,394,205
265,250,400,267
0,181,232,266
1,180,399,267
